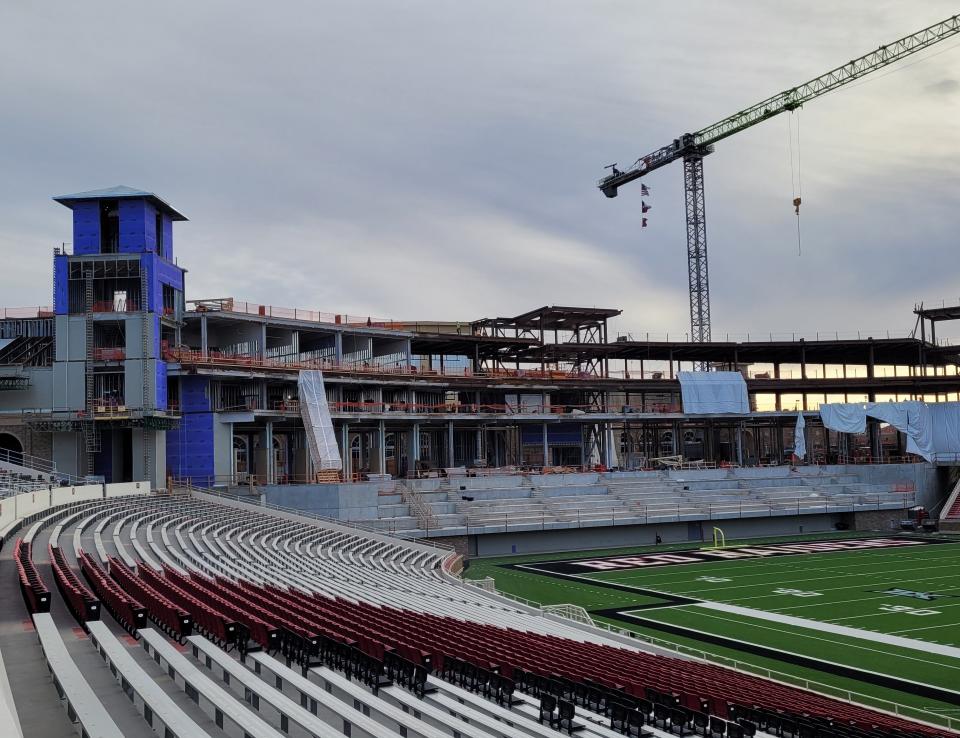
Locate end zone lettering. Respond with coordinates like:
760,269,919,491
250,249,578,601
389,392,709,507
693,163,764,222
520,537,946,576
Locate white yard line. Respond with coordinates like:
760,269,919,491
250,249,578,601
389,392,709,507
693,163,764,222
629,606,960,673
699,601,960,659
666,562,960,598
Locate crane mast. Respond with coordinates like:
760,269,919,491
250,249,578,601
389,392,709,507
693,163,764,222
600,13,960,348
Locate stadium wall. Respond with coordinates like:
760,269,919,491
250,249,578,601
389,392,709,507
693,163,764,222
263,482,381,521
470,513,851,556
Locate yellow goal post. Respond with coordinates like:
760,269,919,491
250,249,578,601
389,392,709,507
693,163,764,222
711,527,726,549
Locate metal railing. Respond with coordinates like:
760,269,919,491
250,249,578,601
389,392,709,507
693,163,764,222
615,328,959,347
0,306,54,319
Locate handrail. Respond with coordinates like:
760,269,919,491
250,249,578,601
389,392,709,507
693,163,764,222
0,449,91,489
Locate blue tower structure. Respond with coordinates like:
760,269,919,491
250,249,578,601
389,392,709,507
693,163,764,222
48,186,186,483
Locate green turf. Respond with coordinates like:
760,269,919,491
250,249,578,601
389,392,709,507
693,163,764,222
591,611,960,718
467,534,960,726
584,543,960,644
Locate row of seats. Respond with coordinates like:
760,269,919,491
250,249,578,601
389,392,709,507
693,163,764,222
13,538,50,613
375,467,916,534
113,549,941,738
15,492,948,738
48,544,99,622
106,555,193,641
77,551,146,633
138,564,249,652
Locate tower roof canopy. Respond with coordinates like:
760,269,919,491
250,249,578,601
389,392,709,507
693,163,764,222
53,185,188,221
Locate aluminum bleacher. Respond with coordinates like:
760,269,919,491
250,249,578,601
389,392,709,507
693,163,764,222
369,466,918,535
0,490,949,738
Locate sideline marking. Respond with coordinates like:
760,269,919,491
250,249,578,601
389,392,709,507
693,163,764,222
595,606,960,705
697,601,960,659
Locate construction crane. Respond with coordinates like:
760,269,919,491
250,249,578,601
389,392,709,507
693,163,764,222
599,14,960,346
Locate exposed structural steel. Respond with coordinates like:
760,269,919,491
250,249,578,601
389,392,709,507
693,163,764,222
599,13,960,346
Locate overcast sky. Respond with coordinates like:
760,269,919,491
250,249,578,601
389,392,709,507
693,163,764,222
1,1,959,341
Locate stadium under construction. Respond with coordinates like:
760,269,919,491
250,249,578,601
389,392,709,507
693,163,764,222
0,186,958,555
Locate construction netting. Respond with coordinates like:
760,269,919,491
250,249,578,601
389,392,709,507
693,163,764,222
298,370,343,471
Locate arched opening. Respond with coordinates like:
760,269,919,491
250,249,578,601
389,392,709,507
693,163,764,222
0,433,23,463
233,435,249,483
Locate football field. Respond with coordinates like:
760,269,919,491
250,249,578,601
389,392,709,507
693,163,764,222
466,534,960,730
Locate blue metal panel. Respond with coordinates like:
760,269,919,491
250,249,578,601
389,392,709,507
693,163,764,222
71,201,100,254
118,199,148,252
53,255,69,314
152,314,161,357
161,214,174,261
520,423,582,445
147,254,186,315
166,376,214,485
143,201,158,253
155,360,167,410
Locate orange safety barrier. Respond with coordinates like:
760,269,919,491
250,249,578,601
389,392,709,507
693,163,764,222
92,347,125,361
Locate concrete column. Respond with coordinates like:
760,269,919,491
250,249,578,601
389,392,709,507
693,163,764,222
264,421,274,484
260,324,267,361
377,420,386,475
200,314,208,357
447,421,455,468
542,422,549,467
334,332,343,366
476,428,483,465
403,338,412,370
340,423,351,479
411,423,421,466
605,424,617,468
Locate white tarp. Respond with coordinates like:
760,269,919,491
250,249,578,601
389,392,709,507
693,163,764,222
818,401,960,463
793,413,806,460
298,370,343,471
929,402,960,463
818,403,867,434
677,371,750,414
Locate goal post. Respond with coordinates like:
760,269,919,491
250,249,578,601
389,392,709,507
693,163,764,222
711,527,726,549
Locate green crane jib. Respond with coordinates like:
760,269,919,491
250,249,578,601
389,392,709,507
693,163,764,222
599,13,960,346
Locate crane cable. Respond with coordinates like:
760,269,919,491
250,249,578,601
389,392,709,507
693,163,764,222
788,110,802,256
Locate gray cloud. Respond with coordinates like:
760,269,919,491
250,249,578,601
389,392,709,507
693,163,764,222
1,1,959,341
925,78,960,95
